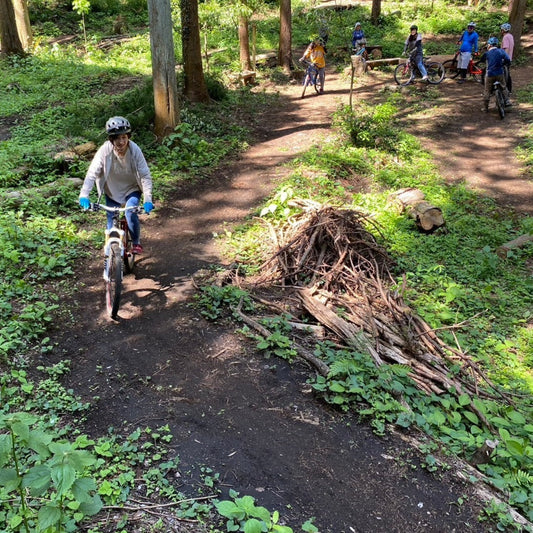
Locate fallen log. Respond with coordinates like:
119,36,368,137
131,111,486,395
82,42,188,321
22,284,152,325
388,188,445,232
496,233,533,258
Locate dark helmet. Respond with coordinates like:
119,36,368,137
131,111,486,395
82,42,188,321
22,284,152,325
410,24,418,31
105,116,131,136
487,37,499,47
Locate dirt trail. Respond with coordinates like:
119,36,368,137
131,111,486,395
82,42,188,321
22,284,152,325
54,47,532,532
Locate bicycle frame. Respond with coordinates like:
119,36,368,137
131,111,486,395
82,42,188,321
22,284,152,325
300,59,320,98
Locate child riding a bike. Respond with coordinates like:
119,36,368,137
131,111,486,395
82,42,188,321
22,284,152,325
478,37,512,112
402,24,428,81
79,116,154,255
300,37,326,93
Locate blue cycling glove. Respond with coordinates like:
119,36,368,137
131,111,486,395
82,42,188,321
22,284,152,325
79,197,90,209
143,202,154,214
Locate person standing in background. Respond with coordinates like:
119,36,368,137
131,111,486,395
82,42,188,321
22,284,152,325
500,23,514,93
456,22,479,83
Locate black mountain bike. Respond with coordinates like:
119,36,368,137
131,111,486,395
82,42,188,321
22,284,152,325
492,80,506,119
300,59,320,98
89,203,143,319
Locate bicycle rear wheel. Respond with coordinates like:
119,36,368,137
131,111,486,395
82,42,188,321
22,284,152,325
426,62,445,84
442,59,459,79
495,86,506,119
105,242,123,319
394,63,413,86
122,220,135,274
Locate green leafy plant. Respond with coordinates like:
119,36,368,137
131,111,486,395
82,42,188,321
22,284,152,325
0,412,102,533
215,490,293,532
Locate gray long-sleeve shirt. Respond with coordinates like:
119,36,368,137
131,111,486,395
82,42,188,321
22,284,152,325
79,140,152,204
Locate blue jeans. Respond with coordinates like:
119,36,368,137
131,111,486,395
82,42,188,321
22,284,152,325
414,54,427,77
105,192,141,244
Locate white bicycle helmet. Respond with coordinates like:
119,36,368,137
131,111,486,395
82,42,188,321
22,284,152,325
105,116,131,135
501,23,511,32
467,22,476,28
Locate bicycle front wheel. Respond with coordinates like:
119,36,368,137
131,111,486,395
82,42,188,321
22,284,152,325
394,63,413,86
105,242,123,319
426,62,445,84
442,59,459,79
301,74,310,98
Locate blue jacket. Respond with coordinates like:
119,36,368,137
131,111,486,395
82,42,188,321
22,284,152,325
480,47,511,77
459,30,478,53
351,29,365,47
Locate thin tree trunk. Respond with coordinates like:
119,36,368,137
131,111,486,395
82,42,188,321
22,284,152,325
239,14,252,71
181,0,209,103
278,0,292,74
13,0,32,49
147,0,180,140
371,0,381,24
0,0,24,55
509,0,526,56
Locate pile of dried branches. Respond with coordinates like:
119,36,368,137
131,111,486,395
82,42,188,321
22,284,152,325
243,200,507,412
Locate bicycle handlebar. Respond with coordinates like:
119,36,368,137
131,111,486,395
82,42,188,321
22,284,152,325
87,202,144,214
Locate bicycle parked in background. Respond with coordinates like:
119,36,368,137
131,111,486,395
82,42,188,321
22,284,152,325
442,50,484,83
300,59,320,98
394,56,445,86
88,203,144,319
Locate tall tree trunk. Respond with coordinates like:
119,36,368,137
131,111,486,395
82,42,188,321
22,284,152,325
13,0,31,49
509,0,526,55
371,0,381,24
0,0,24,55
239,14,252,71
278,0,292,74
181,0,209,103
147,0,180,140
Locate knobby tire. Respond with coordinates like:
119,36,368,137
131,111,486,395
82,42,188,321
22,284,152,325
426,62,445,84
442,59,459,79
106,242,123,319
301,74,309,98
123,221,135,274
394,63,413,86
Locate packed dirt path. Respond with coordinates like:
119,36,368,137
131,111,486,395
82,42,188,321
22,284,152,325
55,44,532,532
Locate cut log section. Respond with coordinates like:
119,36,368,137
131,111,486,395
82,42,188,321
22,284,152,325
389,188,445,232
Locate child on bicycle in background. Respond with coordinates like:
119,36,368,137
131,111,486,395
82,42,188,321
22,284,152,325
456,22,479,83
79,116,154,255
351,22,366,52
402,25,428,81
300,37,326,93
500,22,514,93
478,37,512,112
